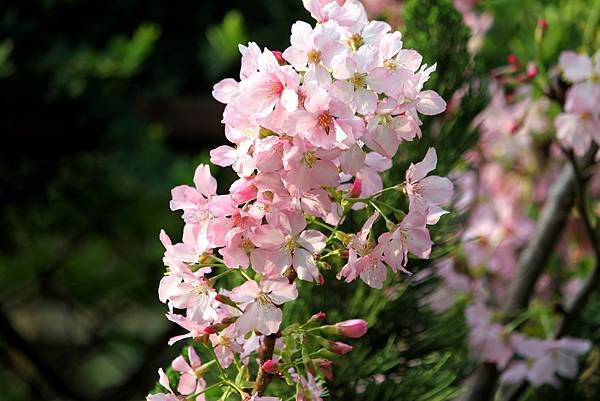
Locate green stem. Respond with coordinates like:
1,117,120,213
206,344,228,378
308,218,337,233
192,381,225,397
209,269,235,285
369,201,392,224
238,269,253,281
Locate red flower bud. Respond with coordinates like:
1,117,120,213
313,311,327,320
261,359,279,374
507,54,519,67
538,18,548,31
204,326,218,335
526,62,538,79
272,50,286,65
348,178,362,198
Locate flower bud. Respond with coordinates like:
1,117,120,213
526,62,538,79
336,319,368,338
261,359,279,374
323,319,368,338
348,179,362,198
306,311,327,327
507,54,519,67
538,18,548,32
328,341,353,355
315,358,333,380
215,294,239,309
272,50,286,65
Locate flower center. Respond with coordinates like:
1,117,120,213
284,235,297,252
317,112,334,133
257,292,272,306
218,335,232,347
268,79,284,96
194,209,212,224
347,33,364,50
350,73,367,88
307,49,321,64
301,150,318,168
383,58,397,70
241,238,254,253
195,284,209,296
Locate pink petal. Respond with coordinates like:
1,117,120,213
559,51,593,83
417,90,446,115
293,248,319,282
177,373,197,395
193,164,217,197
212,78,239,103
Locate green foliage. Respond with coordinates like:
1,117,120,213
45,23,160,97
204,10,249,80
0,38,14,78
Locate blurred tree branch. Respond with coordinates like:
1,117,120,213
462,145,598,401
503,148,600,401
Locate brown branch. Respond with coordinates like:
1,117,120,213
462,145,598,401
504,149,600,401
252,334,278,396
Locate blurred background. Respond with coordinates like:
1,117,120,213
1,1,599,401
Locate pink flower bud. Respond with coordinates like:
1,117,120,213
526,62,538,79
328,341,353,355
507,54,519,67
538,18,548,31
335,319,368,338
348,178,362,198
272,50,286,65
261,359,279,374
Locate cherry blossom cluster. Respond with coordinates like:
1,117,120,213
422,50,596,389
147,0,452,400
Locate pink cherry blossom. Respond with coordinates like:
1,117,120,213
286,87,358,149
169,275,218,324
559,51,597,83
146,368,180,401
465,303,513,369
252,211,327,281
382,205,432,272
337,213,380,284
405,148,454,224
501,335,591,387
230,278,298,335
282,20,343,72
170,164,217,225
171,347,206,397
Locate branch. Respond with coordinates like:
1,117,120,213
462,145,598,401
252,334,277,396
557,149,600,336
504,149,600,401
